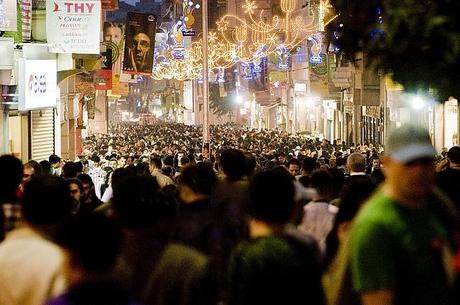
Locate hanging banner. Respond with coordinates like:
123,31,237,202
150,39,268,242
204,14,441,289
103,22,125,95
0,0,17,31
46,0,101,54
122,12,156,75
101,0,118,10
20,0,32,42
307,32,327,76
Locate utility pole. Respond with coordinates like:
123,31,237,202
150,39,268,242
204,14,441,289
202,0,210,153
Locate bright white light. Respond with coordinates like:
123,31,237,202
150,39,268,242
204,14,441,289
184,16,189,21
177,20,182,25
188,1,193,6
195,4,200,8
409,94,428,110
236,95,243,104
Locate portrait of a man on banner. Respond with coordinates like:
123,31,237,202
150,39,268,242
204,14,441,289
122,12,156,75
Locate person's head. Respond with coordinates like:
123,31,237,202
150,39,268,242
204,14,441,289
244,152,257,179
49,154,61,168
39,160,52,175
382,124,436,204
150,156,162,170
56,213,122,283
347,153,366,173
248,168,295,226
310,169,334,202
177,163,217,203
287,158,301,177
132,32,151,68
447,146,460,165
0,155,23,204
67,178,83,206
22,175,72,228
22,163,36,185
301,157,317,176
112,174,175,228
63,161,79,179
126,156,135,166
77,173,95,202
103,22,124,45
220,148,247,181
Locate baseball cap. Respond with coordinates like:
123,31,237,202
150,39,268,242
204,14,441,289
386,124,436,163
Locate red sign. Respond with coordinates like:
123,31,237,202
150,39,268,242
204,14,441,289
101,0,118,10
94,69,112,90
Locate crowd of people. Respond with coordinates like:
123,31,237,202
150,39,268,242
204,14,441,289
0,122,459,305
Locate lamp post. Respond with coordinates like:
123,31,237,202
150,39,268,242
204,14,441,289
202,0,210,153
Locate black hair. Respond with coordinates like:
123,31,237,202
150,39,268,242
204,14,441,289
39,160,52,175
287,158,301,167
150,156,162,169
310,169,334,201
0,155,23,204
63,161,79,179
178,163,217,196
220,149,246,182
22,175,72,225
447,146,460,164
56,213,121,274
248,168,295,225
67,178,83,191
25,160,42,176
77,173,93,187
302,157,317,174
49,154,61,165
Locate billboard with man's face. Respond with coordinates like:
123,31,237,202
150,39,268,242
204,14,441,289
122,12,156,75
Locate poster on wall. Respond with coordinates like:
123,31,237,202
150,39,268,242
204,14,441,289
46,0,101,54
122,12,156,75
18,59,57,111
0,0,17,31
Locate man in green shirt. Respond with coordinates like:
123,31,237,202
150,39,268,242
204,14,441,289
349,124,456,305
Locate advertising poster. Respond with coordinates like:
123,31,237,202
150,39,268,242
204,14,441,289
19,0,32,42
19,59,57,111
46,0,101,54
122,12,156,75
103,21,125,94
101,0,118,10
0,0,17,31
307,32,327,76
94,69,112,90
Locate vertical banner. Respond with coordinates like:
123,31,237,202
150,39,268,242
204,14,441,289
122,12,156,75
0,0,17,31
19,0,32,42
46,0,101,54
307,32,327,76
103,21,124,94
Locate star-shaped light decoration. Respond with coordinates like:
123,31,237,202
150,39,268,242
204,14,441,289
242,0,257,15
216,19,229,32
208,31,217,43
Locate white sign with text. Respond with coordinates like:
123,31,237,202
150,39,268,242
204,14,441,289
19,59,57,111
46,0,101,54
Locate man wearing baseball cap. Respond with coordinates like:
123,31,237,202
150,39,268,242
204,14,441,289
349,124,457,305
